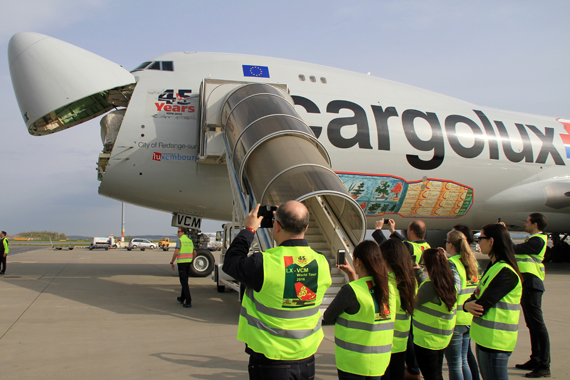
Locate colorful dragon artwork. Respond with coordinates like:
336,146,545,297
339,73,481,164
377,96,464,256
338,173,473,218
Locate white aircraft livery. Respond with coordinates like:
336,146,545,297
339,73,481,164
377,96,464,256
8,32,570,271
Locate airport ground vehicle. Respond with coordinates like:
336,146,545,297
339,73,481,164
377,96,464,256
127,238,156,251
88,236,116,250
158,237,170,251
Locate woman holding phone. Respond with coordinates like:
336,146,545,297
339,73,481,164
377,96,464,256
323,240,396,379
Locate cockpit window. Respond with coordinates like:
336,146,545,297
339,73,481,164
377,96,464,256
148,61,161,70
131,61,175,73
132,61,152,72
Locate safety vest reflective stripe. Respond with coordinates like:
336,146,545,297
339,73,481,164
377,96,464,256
413,320,455,336
239,307,322,339
494,302,520,311
415,305,456,320
245,287,320,319
394,330,409,338
335,337,393,354
396,313,410,321
459,288,476,295
516,256,542,264
472,317,519,332
177,254,194,259
336,316,395,331
469,261,521,351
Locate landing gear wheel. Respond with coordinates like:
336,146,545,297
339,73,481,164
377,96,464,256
189,249,215,277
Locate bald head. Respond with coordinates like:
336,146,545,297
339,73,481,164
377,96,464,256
408,220,426,240
275,200,309,236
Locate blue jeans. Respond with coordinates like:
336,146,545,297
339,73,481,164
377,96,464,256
337,369,381,380
475,345,511,380
248,354,315,380
445,325,473,380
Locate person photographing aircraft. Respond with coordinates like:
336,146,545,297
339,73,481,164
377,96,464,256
223,201,332,380
323,240,395,379
372,219,430,265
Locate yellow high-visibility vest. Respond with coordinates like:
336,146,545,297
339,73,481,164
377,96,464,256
470,261,522,351
335,276,396,377
237,246,332,360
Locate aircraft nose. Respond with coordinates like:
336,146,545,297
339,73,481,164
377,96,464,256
8,32,135,136
8,32,48,65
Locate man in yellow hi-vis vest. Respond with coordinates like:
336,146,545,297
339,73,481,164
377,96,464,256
224,201,332,380
170,227,196,308
512,213,551,378
0,231,9,275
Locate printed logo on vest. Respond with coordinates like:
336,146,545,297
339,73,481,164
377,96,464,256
283,255,319,308
367,280,391,321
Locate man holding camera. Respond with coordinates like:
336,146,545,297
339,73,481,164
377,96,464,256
372,219,430,264
224,201,332,380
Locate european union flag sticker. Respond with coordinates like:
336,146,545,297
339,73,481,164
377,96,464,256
243,65,270,78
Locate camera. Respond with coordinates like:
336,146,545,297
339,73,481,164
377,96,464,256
257,205,278,228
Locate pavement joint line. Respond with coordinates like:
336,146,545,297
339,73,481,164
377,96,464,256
126,250,174,276
0,251,76,341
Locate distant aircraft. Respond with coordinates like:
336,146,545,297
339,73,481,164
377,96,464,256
9,32,570,274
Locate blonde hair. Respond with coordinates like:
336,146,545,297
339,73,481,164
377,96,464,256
447,230,478,279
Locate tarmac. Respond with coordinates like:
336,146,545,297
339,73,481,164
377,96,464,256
0,247,568,379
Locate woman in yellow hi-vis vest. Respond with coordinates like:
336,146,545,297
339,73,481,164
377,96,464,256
464,224,522,380
323,240,396,380
444,229,480,380
379,238,418,380
412,248,457,380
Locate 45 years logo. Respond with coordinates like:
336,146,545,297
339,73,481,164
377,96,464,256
158,89,192,105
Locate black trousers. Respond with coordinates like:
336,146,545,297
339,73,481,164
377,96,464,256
414,344,445,380
248,354,315,380
0,254,6,273
521,287,550,368
382,351,406,380
177,263,192,305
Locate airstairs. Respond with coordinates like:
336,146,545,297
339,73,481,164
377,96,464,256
198,79,365,307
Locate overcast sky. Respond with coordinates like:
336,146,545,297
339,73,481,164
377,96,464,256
1,1,569,237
